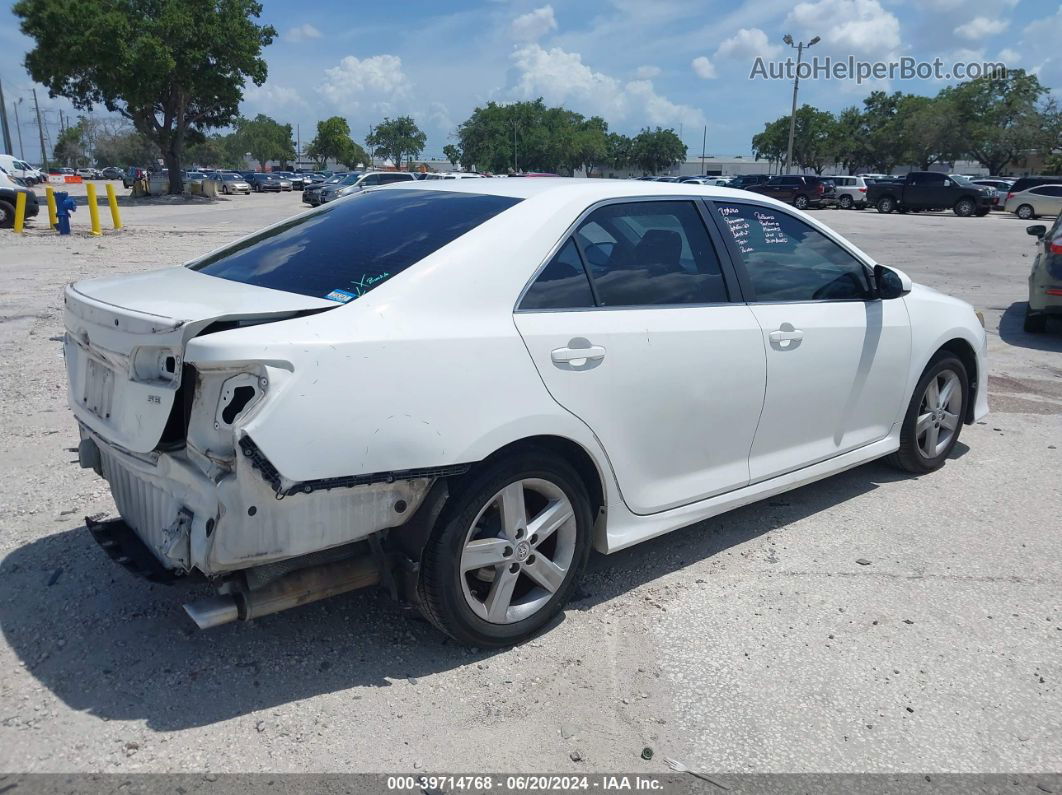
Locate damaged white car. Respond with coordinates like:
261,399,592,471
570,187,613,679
64,180,988,646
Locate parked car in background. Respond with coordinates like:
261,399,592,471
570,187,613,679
76,167,98,179
303,174,352,205
1005,184,1062,220
219,173,252,195
727,174,770,190
970,178,1013,210
0,154,43,184
746,174,838,210
319,170,417,203
247,173,284,192
867,172,993,216
1007,176,1062,198
0,167,40,227
1023,215,1062,332
827,175,870,209
184,171,210,189
99,166,124,180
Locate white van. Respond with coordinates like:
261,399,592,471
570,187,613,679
0,154,42,185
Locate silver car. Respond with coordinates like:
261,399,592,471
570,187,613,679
219,173,251,195
827,175,870,209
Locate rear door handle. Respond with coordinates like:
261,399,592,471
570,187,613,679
768,329,804,342
551,345,606,363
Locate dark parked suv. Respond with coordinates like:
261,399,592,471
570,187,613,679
745,175,837,209
728,174,770,190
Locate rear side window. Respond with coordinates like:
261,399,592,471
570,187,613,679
520,239,595,310
189,189,521,300
574,201,729,306
715,202,873,302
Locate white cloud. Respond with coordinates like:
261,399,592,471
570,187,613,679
787,0,901,57
243,83,308,111
635,65,662,79
691,56,716,79
954,16,1009,40
714,28,782,61
283,23,322,43
319,54,411,111
511,5,557,41
997,47,1020,63
509,43,704,128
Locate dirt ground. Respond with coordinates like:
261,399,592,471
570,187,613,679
0,184,1059,775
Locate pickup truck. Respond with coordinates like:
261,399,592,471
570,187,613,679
0,168,41,228
867,172,993,217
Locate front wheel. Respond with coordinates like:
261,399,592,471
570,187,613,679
954,198,975,217
0,199,14,229
876,196,895,213
418,451,593,647
889,354,968,474
1016,204,1035,220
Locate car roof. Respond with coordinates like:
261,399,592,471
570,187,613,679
374,176,785,204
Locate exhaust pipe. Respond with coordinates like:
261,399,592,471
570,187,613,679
183,555,381,629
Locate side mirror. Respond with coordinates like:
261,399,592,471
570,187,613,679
1026,224,1047,238
874,264,911,300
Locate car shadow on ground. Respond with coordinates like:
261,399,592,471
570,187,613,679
999,301,1062,352
0,456,945,731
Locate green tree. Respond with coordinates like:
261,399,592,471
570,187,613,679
894,94,962,171
15,0,275,194
944,69,1058,175
571,115,609,176
630,127,686,175
751,117,789,172
306,116,360,169
827,106,865,174
858,91,907,173
233,114,294,170
442,143,462,168
93,128,161,167
605,132,633,173
366,116,426,170
53,121,89,166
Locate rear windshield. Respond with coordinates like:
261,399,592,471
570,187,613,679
189,189,521,301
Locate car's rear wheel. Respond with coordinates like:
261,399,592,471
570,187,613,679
1024,304,1047,333
839,194,853,210
876,196,895,213
954,198,976,217
889,353,968,474
793,194,810,210
0,199,14,228
1016,204,1035,220
418,450,592,647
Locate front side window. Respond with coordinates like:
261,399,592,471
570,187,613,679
715,202,873,302
190,189,521,301
573,201,729,306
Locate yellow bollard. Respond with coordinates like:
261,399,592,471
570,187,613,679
105,182,122,230
86,182,102,236
13,192,27,234
45,186,58,229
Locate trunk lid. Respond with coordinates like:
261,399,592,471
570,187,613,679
64,267,334,453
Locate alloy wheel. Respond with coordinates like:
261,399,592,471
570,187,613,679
794,195,809,209
1017,204,1034,220
916,369,962,459
459,478,577,625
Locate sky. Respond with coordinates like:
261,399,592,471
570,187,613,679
1,0,1060,165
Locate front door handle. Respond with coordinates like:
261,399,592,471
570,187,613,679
768,329,804,342
551,345,606,363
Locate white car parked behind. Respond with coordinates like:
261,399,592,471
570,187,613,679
63,179,988,646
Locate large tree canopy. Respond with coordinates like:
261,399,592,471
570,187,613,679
15,0,275,193
366,116,426,170
233,114,294,170
305,116,368,170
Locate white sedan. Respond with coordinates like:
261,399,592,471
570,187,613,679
63,179,988,646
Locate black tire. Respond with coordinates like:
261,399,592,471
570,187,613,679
1024,305,1047,333
975,208,990,217
0,199,15,229
876,196,895,213
418,449,593,647
954,198,975,217
889,353,968,474
793,194,809,210
839,194,853,210
1016,204,1035,220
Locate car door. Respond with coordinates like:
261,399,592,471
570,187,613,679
514,199,766,514
709,199,912,482
1031,186,1062,215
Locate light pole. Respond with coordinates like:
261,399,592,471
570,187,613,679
782,33,819,175
14,98,26,160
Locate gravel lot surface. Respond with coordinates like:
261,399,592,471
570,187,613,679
0,184,1059,775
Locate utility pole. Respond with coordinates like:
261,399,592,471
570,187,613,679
14,98,26,160
700,125,707,175
296,123,300,169
782,33,819,175
512,118,518,173
0,80,13,156
32,88,48,170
